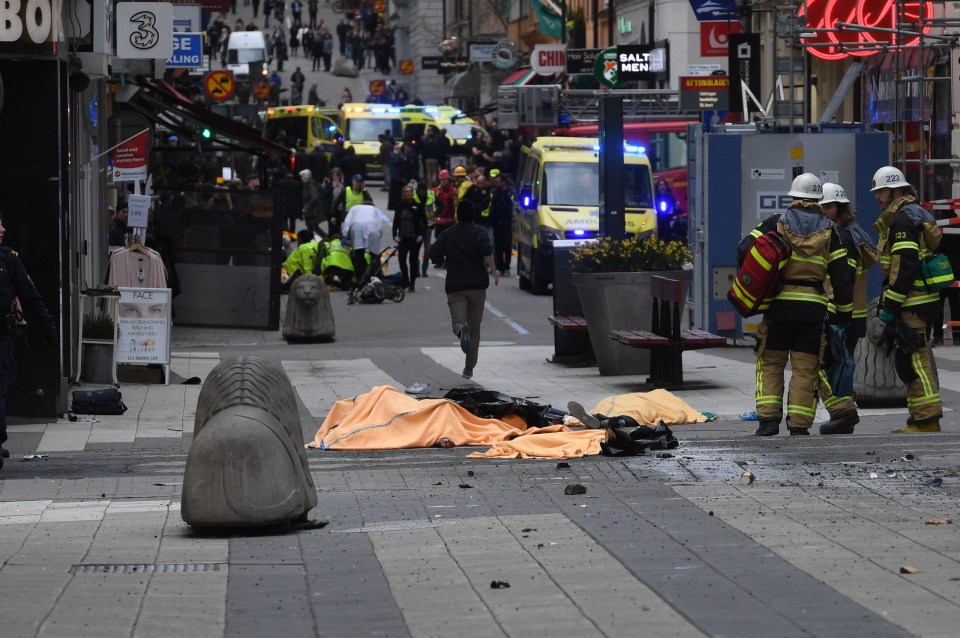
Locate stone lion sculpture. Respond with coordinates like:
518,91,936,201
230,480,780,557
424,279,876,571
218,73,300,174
181,357,317,527
282,274,335,342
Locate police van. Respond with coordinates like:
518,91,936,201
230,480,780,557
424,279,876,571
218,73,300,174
262,105,342,155
340,103,404,172
514,137,657,294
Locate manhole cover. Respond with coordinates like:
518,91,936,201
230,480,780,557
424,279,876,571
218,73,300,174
71,563,222,574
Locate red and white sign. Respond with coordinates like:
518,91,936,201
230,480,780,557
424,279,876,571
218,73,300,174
112,131,149,182
532,44,567,76
799,0,933,61
700,21,742,57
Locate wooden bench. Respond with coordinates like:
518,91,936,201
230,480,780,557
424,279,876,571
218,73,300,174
548,315,589,331
609,275,726,387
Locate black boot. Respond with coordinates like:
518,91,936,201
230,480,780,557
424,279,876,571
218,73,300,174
819,412,859,435
754,420,779,436
788,427,810,435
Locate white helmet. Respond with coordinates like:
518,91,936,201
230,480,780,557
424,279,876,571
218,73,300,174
870,166,908,191
787,172,823,200
820,182,849,205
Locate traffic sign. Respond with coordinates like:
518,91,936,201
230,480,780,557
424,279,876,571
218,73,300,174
253,80,271,100
369,79,386,97
399,59,414,75
205,70,236,101
166,32,203,68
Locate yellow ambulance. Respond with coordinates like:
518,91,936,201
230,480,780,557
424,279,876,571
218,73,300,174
514,137,657,294
262,105,342,155
339,103,404,172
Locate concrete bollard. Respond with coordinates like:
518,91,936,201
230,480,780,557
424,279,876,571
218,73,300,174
182,357,317,527
283,274,336,342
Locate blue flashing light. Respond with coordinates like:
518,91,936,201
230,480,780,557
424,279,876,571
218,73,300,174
592,144,600,152
573,229,585,236
327,125,338,132
522,195,531,208
624,142,646,155
559,113,570,126
388,107,401,113
659,201,667,213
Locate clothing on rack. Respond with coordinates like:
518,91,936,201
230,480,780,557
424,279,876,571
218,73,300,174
106,244,168,289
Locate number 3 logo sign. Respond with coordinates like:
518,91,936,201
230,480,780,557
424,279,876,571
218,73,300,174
116,3,173,60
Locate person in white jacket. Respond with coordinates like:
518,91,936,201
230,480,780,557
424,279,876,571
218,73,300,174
341,203,389,280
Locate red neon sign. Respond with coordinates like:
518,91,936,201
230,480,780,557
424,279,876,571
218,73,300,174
799,0,933,61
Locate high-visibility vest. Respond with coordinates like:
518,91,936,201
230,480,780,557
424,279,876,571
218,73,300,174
414,191,437,226
320,239,354,274
345,188,366,211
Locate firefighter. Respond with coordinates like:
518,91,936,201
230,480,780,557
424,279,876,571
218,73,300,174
738,173,853,436
817,182,879,434
871,166,943,432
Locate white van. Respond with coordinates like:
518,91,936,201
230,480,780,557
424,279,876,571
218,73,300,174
226,31,268,100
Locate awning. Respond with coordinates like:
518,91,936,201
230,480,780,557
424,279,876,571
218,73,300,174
126,79,290,156
443,71,480,100
501,67,535,86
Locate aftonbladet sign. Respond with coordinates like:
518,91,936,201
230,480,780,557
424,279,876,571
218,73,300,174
799,0,932,60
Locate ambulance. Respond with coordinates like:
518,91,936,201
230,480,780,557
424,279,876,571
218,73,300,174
514,137,657,294
262,105,342,155
339,103,404,172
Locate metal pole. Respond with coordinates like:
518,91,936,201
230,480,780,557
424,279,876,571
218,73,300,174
599,95,625,239
607,0,615,48
592,0,599,48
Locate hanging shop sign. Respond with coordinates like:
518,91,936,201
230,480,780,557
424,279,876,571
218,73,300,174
112,130,149,182
593,47,620,88
616,44,655,82
688,0,739,21
531,44,566,76
799,0,934,61
566,48,601,75
700,21,742,57
680,75,730,111
0,0,65,43
491,41,517,70
116,2,174,60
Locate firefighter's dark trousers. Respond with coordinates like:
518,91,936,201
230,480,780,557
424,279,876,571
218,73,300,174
755,318,825,429
897,310,942,425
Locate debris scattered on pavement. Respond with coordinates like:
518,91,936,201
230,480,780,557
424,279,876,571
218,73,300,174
153,482,182,487
458,484,473,489
521,528,537,533
467,470,475,477
923,477,943,487
21,454,49,461
564,483,587,495
900,565,922,574
740,471,755,485
435,438,455,448
657,452,674,459
734,460,749,467
925,518,953,525
865,451,876,455
708,511,714,516
432,482,442,486
887,472,904,479
901,453,916,462
405,382,431,395
869,472,879,479
556,462,570,469
490,580,511,589
739,411,758,421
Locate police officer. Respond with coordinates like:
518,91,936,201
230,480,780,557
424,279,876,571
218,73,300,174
871,166,943,433
817,183,879,434
738,173,853,436
332,174,373,233
0,218,56,468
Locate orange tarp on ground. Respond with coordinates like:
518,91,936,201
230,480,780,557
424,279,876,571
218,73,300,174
307,385,600,458
584,389,712,426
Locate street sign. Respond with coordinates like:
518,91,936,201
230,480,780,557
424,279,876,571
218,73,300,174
422,56,441,71
204,70,236,101
679,76,730,111
399,59,414,75
369,80,386,97
566,48,601,74
166,32,202,68
593,47,619,88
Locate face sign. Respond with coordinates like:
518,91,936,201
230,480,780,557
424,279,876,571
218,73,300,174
118,303,166,319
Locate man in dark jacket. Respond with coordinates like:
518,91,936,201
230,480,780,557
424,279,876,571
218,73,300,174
392,184,426,292
276,172,303,233
489,169,514,276
429,201,499,379
340,146,367,182
419,126,443,187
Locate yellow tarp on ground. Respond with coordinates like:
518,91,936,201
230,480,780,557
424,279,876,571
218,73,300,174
582,389,712,426
308,385,600,458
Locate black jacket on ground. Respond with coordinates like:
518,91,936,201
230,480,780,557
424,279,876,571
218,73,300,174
429,222,492,294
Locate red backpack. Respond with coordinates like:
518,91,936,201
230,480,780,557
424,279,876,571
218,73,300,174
728,231,792,317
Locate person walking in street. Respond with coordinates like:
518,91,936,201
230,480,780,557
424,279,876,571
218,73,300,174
817,182,878,434
433,169,457,240
489,169,514,276
419,125,443,187
871,166,944,433
0,217,57,468
737,173,853,436
392,184,426,292
299,169,322,237
429,200,499,380
414,180,437,276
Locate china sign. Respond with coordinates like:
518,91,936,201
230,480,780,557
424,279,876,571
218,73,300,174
799,0,933,61
531,44,566,75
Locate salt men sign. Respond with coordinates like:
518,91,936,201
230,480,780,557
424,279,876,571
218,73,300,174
616,44,655,82
0,0,65,43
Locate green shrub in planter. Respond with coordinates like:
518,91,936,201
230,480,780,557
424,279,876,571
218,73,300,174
83,313,115,340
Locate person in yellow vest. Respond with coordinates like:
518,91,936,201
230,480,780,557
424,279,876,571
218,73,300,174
282,229,320,292
332,173,373,230
738,173,853,436
317,236,355,288
871,166,944,432
817,182,879,434
414,180,437,277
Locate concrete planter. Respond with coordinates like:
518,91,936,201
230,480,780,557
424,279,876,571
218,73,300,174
573,270,691,376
